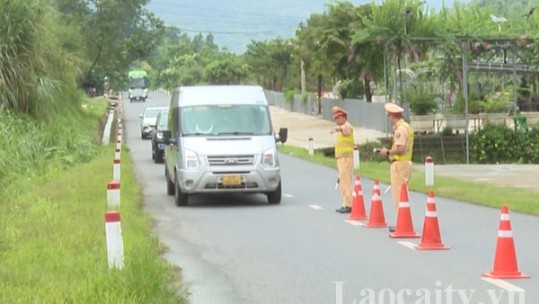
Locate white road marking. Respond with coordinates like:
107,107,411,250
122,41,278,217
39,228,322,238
309,204,323,210
481,277,525,292
283,193,294,198
344,220,365,226
397,241,417,250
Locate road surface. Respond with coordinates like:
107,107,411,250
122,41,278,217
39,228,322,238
122,91,538,304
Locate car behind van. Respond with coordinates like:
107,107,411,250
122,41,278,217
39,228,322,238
163,85,283,206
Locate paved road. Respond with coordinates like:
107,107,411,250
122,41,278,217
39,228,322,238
270,105,539,192
123,91,539,304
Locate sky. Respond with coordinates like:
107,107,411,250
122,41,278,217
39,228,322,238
146,0,470,53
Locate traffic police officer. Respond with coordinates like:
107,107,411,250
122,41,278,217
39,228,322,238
331,106,355,213
377,103,414,231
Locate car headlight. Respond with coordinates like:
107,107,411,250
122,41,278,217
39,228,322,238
157,131,164,139
183,149,200,170
262,148,276,167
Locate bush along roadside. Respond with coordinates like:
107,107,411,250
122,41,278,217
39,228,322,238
471,123,539,164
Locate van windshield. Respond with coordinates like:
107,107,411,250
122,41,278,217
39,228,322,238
180,105,272,136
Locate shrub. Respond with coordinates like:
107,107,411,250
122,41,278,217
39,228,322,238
406,87,438,115
283,88,296,103
450,93,482,114
336,79,364,99
441,126,453,136
470,124,539,163
301,92,309,104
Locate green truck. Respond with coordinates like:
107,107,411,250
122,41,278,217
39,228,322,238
128,70,149,102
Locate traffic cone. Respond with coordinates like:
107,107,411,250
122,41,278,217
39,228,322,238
347,175,368,221
389,184,420,238
416,191,449,250
364,179,388,228
482,205,530,279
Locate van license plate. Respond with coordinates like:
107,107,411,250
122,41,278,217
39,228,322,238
222,175,241,186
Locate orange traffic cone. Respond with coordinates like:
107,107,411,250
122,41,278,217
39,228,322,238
364,179,388,228
347,175,368,221
389,184,420,238
482,205,530,279
416,191,449,250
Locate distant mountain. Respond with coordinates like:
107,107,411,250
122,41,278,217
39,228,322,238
146,0,467,53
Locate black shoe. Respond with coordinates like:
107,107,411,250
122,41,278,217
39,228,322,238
388,226,396,233
335,206,351,213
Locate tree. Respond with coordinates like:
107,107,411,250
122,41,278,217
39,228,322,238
53,0,164,90
245,38,294,90
203,54,248,85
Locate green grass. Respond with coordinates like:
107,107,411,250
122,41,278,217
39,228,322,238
0,145,189,303
0,97,189,303
278,145,539,216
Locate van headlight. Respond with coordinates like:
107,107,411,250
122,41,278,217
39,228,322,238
183,149,200,169
262,148,276,168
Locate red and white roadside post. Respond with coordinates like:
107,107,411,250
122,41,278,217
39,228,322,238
308,137,314,156
116,130,122,143
105,211,124,269
425,156,434,186
107,181,120,208
353,145,360,170
113,158,121,181
115,147,121,160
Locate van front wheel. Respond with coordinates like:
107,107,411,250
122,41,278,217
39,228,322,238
267,182,282,204
174,173,188,206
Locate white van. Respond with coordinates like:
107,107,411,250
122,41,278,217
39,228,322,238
163,85,284,206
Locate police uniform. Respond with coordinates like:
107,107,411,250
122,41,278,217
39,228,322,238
332,106,355,213
384,103,414,212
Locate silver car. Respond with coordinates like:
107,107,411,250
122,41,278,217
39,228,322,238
139,106,167,139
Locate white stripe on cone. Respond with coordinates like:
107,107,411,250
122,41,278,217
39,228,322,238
425,210,437,217
498,230,513,238
398,202,410,208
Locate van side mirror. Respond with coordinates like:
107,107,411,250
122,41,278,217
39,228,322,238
163,130,171,144
139,114,143,119
276,128,288,144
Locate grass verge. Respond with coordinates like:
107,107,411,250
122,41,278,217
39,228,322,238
0,145,189,303
0,98,190,303
278,145,539,216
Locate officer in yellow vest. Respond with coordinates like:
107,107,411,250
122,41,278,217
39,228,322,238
377,103,414,231
331,106,355,213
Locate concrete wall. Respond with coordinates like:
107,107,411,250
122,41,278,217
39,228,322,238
265,90,391,134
